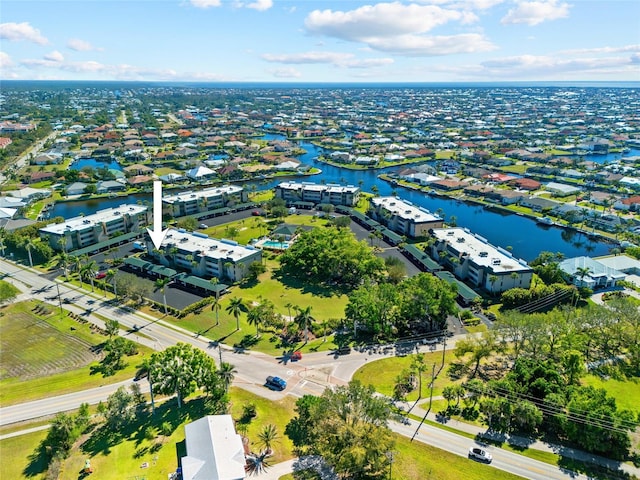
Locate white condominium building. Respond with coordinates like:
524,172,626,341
40,204,149,252
274,181,360,206
148,228,261,282
430,227,533,293
163,185,246,218
369,196,443,238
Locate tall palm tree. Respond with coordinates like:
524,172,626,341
217,361,237,392
210,277,220,325
257,424,279,455
106,269,117,299
70,255,83,287
23,238,36,267
0,227,6,257
247,307,262,337
225,296,244,331
82,261,98,292
575,266,592,287
294,305,314,343
53,250,70,281
155,277,171,315
245,451,272,475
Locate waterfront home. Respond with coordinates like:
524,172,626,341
123,163,154,177
369,196,443,238
508,178,541,191
148,229,261,282
429,227,533,294
545,182,581,197
40,204,149,252
65,182,89,196
97,180,127,194
558,256,625,289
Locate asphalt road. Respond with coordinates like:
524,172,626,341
0,258,620,480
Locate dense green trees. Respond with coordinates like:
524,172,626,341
286,381,395,480
279,227,385,290
345,273,458,337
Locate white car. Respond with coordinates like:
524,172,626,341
468,446,492,463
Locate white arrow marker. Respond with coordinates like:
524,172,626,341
147,180,168,249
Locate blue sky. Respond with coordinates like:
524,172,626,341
1,0,639,82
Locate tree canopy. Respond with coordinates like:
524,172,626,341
279,227,385,290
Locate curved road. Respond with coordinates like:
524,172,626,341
1,258,634,480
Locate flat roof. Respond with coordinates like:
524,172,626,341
594,254,640,272
163,228,259,262
40,204,147,235
371,196,441,223
432,227,531,274
163,185,243,204
277,181,359,193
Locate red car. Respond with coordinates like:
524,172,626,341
95,271,107,279
291,351,302,360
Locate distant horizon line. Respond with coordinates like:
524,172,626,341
1,79,639,88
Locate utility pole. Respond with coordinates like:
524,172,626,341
55,281,63,316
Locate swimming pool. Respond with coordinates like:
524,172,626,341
261,240,290,249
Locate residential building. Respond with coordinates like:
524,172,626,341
181,415,246,480
558,256,625,289
148,228,261,282
40,204,149,252
430,227,533,293
163,185,246,218
274,181,360,207
369,196,443,238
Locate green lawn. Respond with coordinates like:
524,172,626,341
162,260,347,356
352,350,460,401
0,300,153,405
581,374,640,413
0,429,49,480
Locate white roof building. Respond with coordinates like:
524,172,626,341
182,415,245,480
369,196,443,238
430,227,533,293
187,165,216,180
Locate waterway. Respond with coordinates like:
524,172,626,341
70,157,123,171
50,134,618,262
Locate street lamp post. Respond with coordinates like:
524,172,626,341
55,282,63,316
386,450,397,480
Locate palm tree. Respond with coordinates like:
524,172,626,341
53,250,70,281
155,277,171,315
247,307,262,337
23,238,36,267
210,277,220,325
225,296,244,331
217,361,237,392
245,450,272,475
575,266,592,287
488,274,499,295
294,305,314,343
0,227,6,257
82,261,98,292
257,424,279,455
106,269,117,299
284,302,294,322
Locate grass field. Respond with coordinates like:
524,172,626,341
352,349,460,401
582,374,640,413
0,300,153,405
2,387,529,480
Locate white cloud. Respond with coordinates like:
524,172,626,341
366,33,496,56
268,67,302,78
246,0,272,11
305,3,469,41
558,44,640,56
189,0,222,8
0,22,48,45
0,52,13,68
262,51,394,68
501,0,571,26
303,2,493,56
44,50,64,62
67,38,100,52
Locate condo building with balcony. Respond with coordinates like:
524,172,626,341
40,204,149,252
274,181,360,207
163,185,247,218
369,196,443,238
429,227,533,294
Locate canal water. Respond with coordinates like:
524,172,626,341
50,135,620,261
70,157,123,171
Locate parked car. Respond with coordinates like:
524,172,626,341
199,224,207,229
468,446,492,463
252,210,262,216
291,350,302,361
265,375,287,391
95,271,107,279
336,346,352,355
